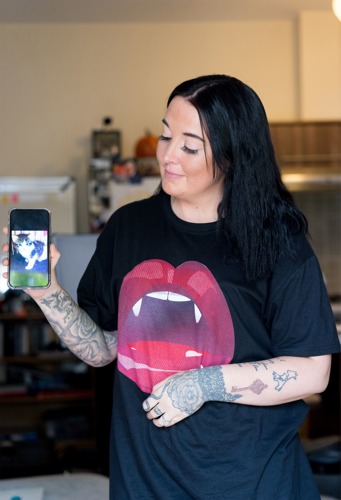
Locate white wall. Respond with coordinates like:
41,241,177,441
0,15,339,231
299,11,341,119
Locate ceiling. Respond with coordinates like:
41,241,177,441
0,0,334,23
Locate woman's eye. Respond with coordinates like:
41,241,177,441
158,135,199,155
181,145,199,155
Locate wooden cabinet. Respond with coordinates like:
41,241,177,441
0,294,97,477
269,121,341,171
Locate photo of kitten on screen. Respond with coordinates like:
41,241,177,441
11,232,48,271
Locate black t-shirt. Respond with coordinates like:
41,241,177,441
78,190,340,499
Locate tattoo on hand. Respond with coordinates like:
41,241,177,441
272,370,298,391
149,366,241,416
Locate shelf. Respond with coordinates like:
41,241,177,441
0,312,45,321
54,437,96,449
0,390,93,404
0,292,98,474
0,351,77,364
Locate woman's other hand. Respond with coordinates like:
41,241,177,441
143,370,207,427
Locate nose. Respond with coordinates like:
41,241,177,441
157,138,179,164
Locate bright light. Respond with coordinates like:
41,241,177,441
332,0,341,21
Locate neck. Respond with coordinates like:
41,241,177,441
170,196,220,223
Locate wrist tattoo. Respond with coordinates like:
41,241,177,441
195,366,241,403
40,289,75,325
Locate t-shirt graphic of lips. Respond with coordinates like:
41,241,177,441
117,259,235,393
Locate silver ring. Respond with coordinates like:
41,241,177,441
162,415,169,426
154,405,163,416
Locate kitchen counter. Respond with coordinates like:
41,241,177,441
0,472,109,500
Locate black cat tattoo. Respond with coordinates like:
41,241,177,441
12,233,47,270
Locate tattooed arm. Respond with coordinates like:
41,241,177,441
2,234,117,367
36,286,118,367
143,355,331,427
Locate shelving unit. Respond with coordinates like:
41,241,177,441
0,294,97,478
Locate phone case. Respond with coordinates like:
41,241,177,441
8,208,51,289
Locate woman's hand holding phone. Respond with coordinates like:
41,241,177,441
2,226,61,300
8,208,51,289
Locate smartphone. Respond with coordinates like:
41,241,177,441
8,208,51,289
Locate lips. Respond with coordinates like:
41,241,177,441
163,169,184,180
117,260,235,393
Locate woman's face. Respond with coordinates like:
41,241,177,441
157,96,224,211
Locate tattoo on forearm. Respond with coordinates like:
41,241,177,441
272,370,298,391
104,330,118,350
40,289,75,325
193,366,241,404
250,360,275,371
231,379,268,395
238,359,286,372
38,289,117,366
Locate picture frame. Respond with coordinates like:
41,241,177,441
92,130,121,159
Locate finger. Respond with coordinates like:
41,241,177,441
1,256,8,281
153,414,171,428
49,243,61,270
2,242,9,253
142,398,156,412
153,405,163,416
145,403,164,421
50,243,60,258
2,227,8,236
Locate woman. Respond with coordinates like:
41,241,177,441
3,75,340,499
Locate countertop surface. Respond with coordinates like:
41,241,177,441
0,472,109,500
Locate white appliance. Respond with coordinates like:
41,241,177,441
109,176,160,212
88,175,161,230
52,233,98,303
0,176,76,295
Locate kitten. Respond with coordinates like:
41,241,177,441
12,233,47,270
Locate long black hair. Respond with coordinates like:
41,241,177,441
166,74,308,280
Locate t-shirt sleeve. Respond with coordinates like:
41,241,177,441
77,218,118,331
268,251,340,357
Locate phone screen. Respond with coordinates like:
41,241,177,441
8,208,51,289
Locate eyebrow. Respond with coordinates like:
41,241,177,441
162,118,204,143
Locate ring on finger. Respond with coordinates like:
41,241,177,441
162,415,170,426
154,405,163,417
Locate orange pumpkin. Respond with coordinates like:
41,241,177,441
135,132,158,158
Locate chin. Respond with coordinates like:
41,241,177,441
162,182,185,199
161,178,176,196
